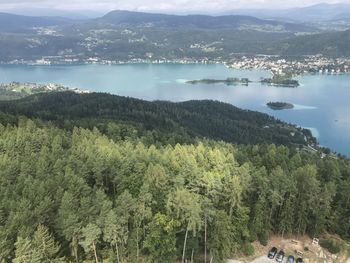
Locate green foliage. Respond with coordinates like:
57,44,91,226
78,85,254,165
258,232,268,246
14,225,63,263
0,92,311,147
32,225,64,262
14,237,41,263
242,243,255,256
167,188,202,235
79,224,101,259
0,114,348,262
319,239,341,254
208,210,236,263
143,213,180,263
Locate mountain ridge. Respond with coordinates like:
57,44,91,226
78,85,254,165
0,12,74,32
95,10,314,32
224,3,350,22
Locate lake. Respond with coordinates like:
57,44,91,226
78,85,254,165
0,63,349,155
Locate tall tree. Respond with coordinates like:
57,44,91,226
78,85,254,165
32,225,64,262
102,210,128,263
13,237,41,263
167,188,202,263
79,223,101,263
144,213,180,263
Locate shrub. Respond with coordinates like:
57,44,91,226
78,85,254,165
319,239,341,254
304,246,309,251
258,232,268,246
242,243,255,256
248,233,257,243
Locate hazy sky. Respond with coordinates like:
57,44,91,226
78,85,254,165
0,0,349,12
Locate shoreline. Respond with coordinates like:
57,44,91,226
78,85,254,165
0,61,349,78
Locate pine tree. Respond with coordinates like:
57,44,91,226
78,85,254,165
167,188,202,263
144,213,180,263
79,223,101,263
102,210,128,263
13,237,40,263
32,225,64,262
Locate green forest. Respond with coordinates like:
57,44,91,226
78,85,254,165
0,92,315,147
0,92,349,263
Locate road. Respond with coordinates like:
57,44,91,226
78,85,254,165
228,255,288,263
230,256,350,263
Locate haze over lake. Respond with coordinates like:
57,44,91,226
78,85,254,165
1,63,349,155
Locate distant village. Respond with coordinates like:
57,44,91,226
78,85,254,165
2,54,350,76
226,55,350,75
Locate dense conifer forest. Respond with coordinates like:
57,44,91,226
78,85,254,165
0,92,348,262
0,92,314,147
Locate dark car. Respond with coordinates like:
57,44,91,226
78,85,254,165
296,258,303,263
276,250,285,262
268,247,278,259
287,255,295,263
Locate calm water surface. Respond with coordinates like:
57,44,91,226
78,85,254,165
0,63,349,155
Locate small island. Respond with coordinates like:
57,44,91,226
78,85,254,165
261,74,300,87
186,75,300,88
186,77,251,86
267,102,294,110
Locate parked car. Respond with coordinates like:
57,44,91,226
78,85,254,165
287,255,295,263
276,250,285,262
296,258,303,263
268,247,278,259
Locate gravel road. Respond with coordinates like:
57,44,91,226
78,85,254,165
228,255,288,263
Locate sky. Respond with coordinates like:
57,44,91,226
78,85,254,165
0,0,349,13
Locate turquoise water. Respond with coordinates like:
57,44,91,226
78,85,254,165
0,63,349,155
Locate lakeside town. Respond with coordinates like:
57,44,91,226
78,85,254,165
226,55,350,75
2,54,350,76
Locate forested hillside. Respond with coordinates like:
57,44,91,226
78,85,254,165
1,10,350,60
0,10,322,62
0,12,72,33
97,11,313,32
274,29,350,57
0,118,348,263
0,92,313,147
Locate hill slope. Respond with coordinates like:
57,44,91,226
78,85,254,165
0,118,348,263
226,3,350,22
0,92,312,146
96,10,314,32
273,29,350,57
0,12,72,33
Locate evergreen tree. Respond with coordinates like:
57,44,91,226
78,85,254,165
79,224,101,263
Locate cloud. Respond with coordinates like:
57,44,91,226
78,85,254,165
0,0,348,12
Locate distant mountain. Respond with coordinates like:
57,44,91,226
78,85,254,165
225,3,350,22
96,10,315,33
0,12,73,33
4,8,106,19
0,10,347,59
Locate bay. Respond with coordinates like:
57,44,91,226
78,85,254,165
0,63,349,156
